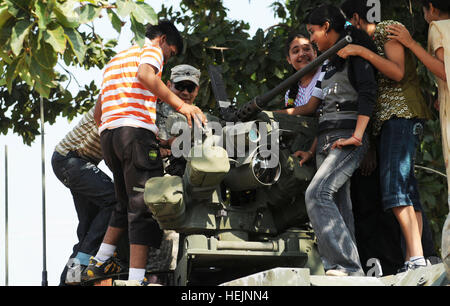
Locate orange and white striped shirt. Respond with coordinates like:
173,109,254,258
98,38,164,135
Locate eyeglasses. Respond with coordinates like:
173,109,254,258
174,82,197,93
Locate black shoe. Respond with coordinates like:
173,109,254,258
81,256,126,283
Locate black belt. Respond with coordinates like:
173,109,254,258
318,101,358,116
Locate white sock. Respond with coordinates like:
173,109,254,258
95,243,116,263
128,268,146,282
409,256,426,266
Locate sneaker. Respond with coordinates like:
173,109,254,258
113,276,163,286
397,261,427,273
408,261,428,271
65,264,87,285
81,256,126,283
325,269,349,276
397,262,410,273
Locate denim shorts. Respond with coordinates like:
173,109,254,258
378,117,424,212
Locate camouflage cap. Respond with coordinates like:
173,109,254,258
170,64,201,86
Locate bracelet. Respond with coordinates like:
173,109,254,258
308,150,314,156
352,134,362,143
175,102,184,112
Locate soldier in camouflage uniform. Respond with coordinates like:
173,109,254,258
147,64,201,284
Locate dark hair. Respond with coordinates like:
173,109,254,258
341,0,371,23
146,20,184,54
307,4,377,71
420,0,450,13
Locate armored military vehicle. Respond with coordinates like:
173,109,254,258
140,36,448,287
141,37,343,286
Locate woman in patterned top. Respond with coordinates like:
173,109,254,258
338,3,432,271
385,0,450,279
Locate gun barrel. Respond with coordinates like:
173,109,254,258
235,35,353,122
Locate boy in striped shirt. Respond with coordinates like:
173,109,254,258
83,20,206,284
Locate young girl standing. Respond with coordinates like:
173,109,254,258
386,0,449,277
295,4,378,276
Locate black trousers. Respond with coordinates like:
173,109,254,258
52,151,116,285
100,126,164,247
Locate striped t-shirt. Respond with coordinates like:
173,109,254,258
55,107,103,164
284,68,322,107
99,38,164,135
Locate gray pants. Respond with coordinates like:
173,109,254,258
305,130,367,275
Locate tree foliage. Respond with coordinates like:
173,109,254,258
0,0,447,253
0,0,157,145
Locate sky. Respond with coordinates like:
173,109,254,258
0,0,281,286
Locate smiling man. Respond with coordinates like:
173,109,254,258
144,65,201,284
156,64,201,150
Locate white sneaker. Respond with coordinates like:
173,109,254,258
325,269,349,276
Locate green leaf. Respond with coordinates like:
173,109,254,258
0,2,13,29
5,56,19,92
43,24,66,54
16,54,33,87
30,54,56,98
11,19,33,56
33,80,51,98
63,45,74,66
0,18,15,55
107,8,122,34
116,0,135,18
4,0,20,17
64,27,86,63
34,1,53,30
133,2,157,25
34,40,57,69
130,15,145,48
79,3,102,24
53,0,80,28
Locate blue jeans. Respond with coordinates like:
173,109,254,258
305,129,368,275
378,118,424,212
52,151,116,269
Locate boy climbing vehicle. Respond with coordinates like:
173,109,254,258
83,20,207,285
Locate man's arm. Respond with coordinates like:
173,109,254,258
94,95,102,127
137,63,207,128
